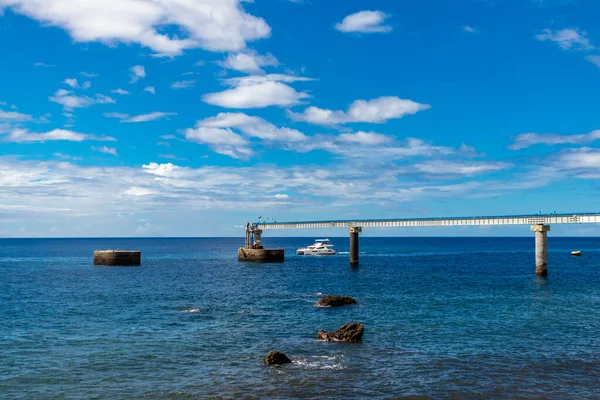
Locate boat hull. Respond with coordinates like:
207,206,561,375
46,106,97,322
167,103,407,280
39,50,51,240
297,250,337,256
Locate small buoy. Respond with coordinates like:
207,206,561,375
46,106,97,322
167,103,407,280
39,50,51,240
571,251,582,256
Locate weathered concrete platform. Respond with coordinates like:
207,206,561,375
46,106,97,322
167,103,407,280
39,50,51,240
94,250,141,266
238,248,284,263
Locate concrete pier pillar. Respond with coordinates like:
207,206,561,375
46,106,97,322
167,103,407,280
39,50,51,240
349,227,362,267
531,224,550,276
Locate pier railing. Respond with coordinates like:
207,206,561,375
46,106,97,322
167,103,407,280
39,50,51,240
255,213,600,230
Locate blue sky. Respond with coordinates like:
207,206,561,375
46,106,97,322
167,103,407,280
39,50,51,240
1,0,599,238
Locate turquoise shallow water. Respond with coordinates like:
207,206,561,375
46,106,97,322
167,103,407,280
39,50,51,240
1,237,600,399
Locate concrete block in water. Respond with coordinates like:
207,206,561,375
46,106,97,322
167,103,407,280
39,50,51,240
238,248,284,263
93,250,141,266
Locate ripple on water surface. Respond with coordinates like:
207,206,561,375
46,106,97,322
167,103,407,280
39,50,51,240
1,237,600,399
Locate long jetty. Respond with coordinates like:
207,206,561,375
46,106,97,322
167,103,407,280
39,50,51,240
242,213,600,275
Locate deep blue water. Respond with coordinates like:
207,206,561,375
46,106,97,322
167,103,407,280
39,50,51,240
1,237,600,399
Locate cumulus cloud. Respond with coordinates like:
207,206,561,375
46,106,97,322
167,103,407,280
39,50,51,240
586,55,600,68
185,126,252,159
555,147,600,170
186,112,307,159
288,96,431,125
111,88,131,95
198,112,306,142
92,146,118,156
0,109,34,122
0,0,271,56
337,131,391,145
2,128,115,143
144,86,156,94
104,111,177,123
171,80,196,89
536,28,594,51
218,50,279,74
129,65,146,83
335,11,392,33
64,78,79,88
203,74,313,109
185,113,303,157
49,89,116,110
509,130,600,150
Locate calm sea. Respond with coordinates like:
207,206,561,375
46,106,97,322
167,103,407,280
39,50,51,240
1,237,600,399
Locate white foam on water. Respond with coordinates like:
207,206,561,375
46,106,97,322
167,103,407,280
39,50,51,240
293,355,344,370
181,308,201,313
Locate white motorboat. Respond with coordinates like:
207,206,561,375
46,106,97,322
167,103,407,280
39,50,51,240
297,239,337,256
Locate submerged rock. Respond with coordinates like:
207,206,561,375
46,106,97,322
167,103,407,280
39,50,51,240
318,322,364,342
264,350,292,365
315,295,357,307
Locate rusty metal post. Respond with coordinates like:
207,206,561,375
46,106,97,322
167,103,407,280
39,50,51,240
349,227,362,267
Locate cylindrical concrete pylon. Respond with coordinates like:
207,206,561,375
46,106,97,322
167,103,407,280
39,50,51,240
531,224,550,276
349,227,362,267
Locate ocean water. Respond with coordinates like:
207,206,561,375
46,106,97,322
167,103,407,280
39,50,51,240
1,237,600,399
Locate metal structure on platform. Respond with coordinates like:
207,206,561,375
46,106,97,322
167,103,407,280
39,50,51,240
245,213,600,275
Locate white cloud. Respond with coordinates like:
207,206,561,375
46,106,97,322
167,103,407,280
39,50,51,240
34,62,55,67
129,65,146,83
536,28,594,51
2,128,115,143
218,50,279,74
274,194,289,199
0,154,546,237
111,88,130,95
171,79,196,89
413,160,510,176
288,96,431,125
81,72,99,78
124,186,157,196
64,78,79,88
464,26,476,33
1,0,271,56
49,89,116,110
203,74,313,109
586,55,600,68
335,11,392,33
185,126,252,159
198,112,306,142
63,78,91,89
509,130,600,150
92,146,118,156
556,147,600,169
0,109,33,122
144,86,156,94
337,131,391,145
104,111,177,123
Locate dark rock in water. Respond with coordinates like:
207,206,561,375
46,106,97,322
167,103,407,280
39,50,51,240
264,350,292,365
315,295,357,307
318,322,364,342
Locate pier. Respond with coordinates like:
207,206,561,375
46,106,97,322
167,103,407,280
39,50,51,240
238,223,284,262
244,213,600,275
